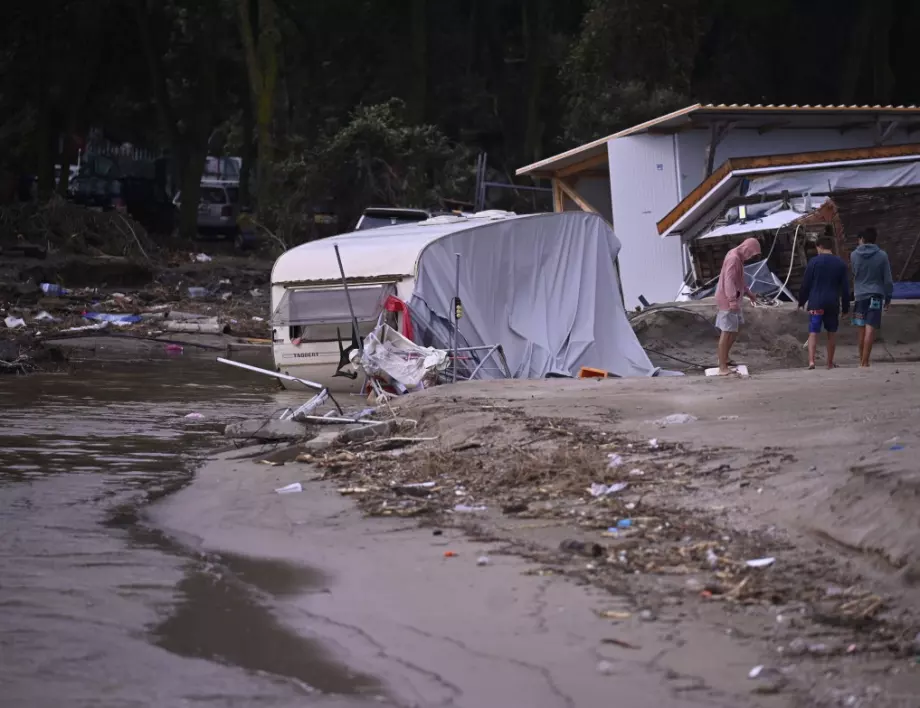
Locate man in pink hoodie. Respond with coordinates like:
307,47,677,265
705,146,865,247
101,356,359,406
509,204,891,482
715,237,762,374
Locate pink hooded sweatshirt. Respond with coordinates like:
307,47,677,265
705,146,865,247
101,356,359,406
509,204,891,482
715,238,762,312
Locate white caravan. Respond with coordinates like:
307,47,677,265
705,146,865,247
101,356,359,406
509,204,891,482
270,210,653,392
270,212,509,392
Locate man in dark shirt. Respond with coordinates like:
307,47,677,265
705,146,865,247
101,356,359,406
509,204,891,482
797,233,850,369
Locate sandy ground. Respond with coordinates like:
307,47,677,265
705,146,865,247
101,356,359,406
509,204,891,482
150,362,920,707
633,300,920,372
151,451,773,708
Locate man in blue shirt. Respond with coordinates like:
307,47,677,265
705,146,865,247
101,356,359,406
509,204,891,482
798,232,849,369
850,227,894,367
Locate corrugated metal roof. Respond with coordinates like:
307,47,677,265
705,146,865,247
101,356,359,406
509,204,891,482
516,103,920,177
657,143,920,237
698,204,824,240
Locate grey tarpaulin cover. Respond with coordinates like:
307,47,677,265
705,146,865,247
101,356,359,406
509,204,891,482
409,212,654,378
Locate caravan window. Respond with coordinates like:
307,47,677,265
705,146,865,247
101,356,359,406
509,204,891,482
272,284,394,342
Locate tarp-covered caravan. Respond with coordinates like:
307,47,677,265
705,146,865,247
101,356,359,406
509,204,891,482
270,211,653,391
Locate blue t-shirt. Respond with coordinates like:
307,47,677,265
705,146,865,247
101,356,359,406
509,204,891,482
797,253,850,314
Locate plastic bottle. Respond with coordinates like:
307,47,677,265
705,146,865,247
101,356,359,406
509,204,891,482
41,283,70,296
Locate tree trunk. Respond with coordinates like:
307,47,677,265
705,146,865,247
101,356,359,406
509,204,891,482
521,0,547,165
840,0,874,104
35,108,57,201
237,0,279,214
409,0,428,124
239,89,255,208
871,0,894,103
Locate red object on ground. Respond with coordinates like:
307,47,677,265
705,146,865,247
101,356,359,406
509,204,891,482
165,344,184,353
443,551,458,558
384,296,414,340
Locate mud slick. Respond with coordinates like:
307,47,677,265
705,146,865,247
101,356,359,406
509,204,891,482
153,363,920,708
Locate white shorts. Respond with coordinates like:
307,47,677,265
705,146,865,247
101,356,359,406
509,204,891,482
716,310,743,333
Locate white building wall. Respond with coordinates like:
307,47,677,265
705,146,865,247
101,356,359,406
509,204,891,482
608,135,685,308
676,127,912,196
607,125,916,307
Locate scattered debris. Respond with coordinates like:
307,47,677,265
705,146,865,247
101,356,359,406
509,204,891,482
4,317,25,329
607,453,624,467
648,438,659,449
653,413,698,426
443,551,458,558
600,637,641,650
502,502,529,515
596,610,632,620
184,412,204,420
84,313,142,326
596,660,615,676
476,556,491,566
194,253,213,263
560,540,603,558
748,665,764,679
275,483,303,494
638,609,657,622
589,482,628,497
745,557,776,569
454,504,487,513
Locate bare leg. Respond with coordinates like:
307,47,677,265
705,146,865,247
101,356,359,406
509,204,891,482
857,325,865,364
807,333,818,368
826,332,837,369
718,331,738,374
861,325,876,367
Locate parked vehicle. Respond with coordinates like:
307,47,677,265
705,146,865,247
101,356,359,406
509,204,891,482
173,181,240,236
354,207,433,231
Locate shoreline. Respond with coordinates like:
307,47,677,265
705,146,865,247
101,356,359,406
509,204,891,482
147,364,920,707
147,448,773,708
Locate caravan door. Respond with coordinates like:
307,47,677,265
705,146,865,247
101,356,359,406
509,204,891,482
271,282,397,392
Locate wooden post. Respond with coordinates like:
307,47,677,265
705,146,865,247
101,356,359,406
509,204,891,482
551,178,564,212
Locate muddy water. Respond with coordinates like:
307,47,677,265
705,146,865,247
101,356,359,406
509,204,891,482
0,359,387,708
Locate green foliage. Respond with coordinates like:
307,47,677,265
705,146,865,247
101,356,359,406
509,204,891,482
262,100,474,245
3,0,920,229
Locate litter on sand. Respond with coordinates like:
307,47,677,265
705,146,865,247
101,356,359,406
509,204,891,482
745,557,776,569
607,453,624,468
83,312,142,326
275,483,303,494
194,253,212,262
648,438,659,449
34,311,56,321
704,365,750,377
596,610,632,620
748,665,764,679
601,637,641,650
4,316,26,329
589,482,628,497
476,556,491,566
653,413,698,427
184,412,205,419
454,504,487,513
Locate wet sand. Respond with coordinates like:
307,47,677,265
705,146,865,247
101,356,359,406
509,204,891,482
151,362,920,707
0,359,386,707
150,449,769,708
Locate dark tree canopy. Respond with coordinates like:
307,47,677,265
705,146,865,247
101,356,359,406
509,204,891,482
2,0,919,238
